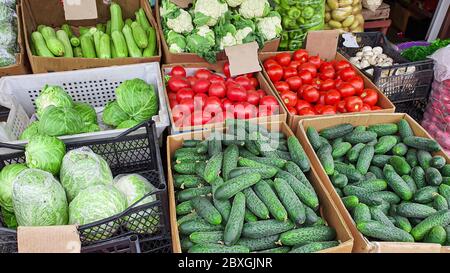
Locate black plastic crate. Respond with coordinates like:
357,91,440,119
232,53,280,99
0,121,171,253
395,98,428,123
338,32,434,103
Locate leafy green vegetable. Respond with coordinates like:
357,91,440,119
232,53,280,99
0,163,27,212
73,102,97,126
1,207,17,229
38,106,83,136
35,85,73,118
19,121,41,141
25,135,66,175
117,119,140,129
102,100,129,127
401,39,450,62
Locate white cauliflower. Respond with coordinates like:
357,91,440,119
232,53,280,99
166,9,194,34
257,13,282,41
235,27,253,44
219,33,237,50
195,26,215,47
239,0,270,19
193,0,228,27
226,0,245,7
169,43,184,53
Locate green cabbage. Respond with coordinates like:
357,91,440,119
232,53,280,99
82,123,100,133
117,119,140,129
0,163,27,212
115,79,159,123
102,100,129,127
38,106,83,136
19,121,41,141
60,147,113,201
113,174,159,234
12,168,68,226
1,207,17,229
35,85,73,118
25,135,65,175
73,102,97,126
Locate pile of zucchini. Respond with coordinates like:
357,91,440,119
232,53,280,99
31,3,156,59
307,120,450,245
173,120,339,253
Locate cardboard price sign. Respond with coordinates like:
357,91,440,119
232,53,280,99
18,225,81,253
63,0,98,20
225,42,261,77
305,30,340,61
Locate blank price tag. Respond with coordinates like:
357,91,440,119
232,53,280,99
225,42,261,77
306,30,340,61
18,225,81,253
63,0,98,20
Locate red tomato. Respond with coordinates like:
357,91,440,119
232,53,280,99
281,90,297,107
221,98,233,111
299,62,317,78
266,64,284,82
283,67,298,80
179,98,195,113
302,87,320,103
308,55,322,68
249,77,259,89
287,106,297,115
259,96,280,115
208,82,226,98
171,65,186,78
246,73,254,78
320,78,335,91
361,103,372,112
286,76,302,91
295,100,312,112
234,102,258,119
318,91,326,105
256,89,266,99
298,84,313,97
226,78,238,88
263,58,278,69
338,67,357,81
176,88,194,102
334,60,351,71
274,81,290,93
336,100,347,113
275,52,291,67
191,110,212,126
223,62,231,78
192,79,210,93
314,104,324,114
246,90,260,105
186,76,197,87
168,77,190,92
319,67,336,80
334,78,343,89
298,70,313,84
172,103,190,122
338,82,356,98
235,76,253,91
319,62,334,73
292,49,308,63
204,96,222,112
168,92,177,101
193,93,208,109
288,60,302,70
195,69,212,80
345,96,363,112
360,88,379,106
321,105,337,115
227,85,247,102
325,89,341,105
371,105,382,111
348,76,364,94
209,74,225,85
169,98,178,109
298,107,316,116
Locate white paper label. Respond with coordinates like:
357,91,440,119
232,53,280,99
342,33,359,48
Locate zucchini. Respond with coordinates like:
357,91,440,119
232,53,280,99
80,34,96,58
214,173,261,200
279,226,336,246
111,31,128,57
110,2,124,33
191,196,222,225
136,8,152,32
40,26,65,56
356,220,414,242
224,192,246,246
287,136,310,172
122,24,142,57
241,219,295,239
73,46,82,57
131,21,148,49
70,36,80,47
56,30,73,57
273,178,306,225
31,32,54,57
404,136,441,152
98,34,111,59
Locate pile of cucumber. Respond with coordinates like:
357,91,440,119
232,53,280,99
30,3,156,59
172,120,339,253
307,120,450,245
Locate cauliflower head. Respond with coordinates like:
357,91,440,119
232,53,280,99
193,0,229,27
194,26,215,47
239,0,271,19
166,30,187,53
235,27,253,44
257,12,282,41
226,0,245,8
219,33,237,50
166,9,194,34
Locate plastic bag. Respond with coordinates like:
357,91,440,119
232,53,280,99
0,22,17,49
0,0,16,9
0,3,14,23
325,0,364,32
362,0,382,12
0,47,15,67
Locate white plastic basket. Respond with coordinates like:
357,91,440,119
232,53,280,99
0,63,169,144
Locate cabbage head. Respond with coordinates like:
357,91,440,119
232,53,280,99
82,123,100,133
115,79,159,123
69,185,127,240
1,207,17,229
12,168,68,226
25,135,65,175
19,121,41,141
0,163,27,212
38,106,83,136
117,119,140,129
113,174,159,234
102,100,129,127
60,147,113,201
73,102,97,126
35,85,73,118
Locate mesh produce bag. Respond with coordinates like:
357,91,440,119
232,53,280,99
325,0,364,32
0,2,17,67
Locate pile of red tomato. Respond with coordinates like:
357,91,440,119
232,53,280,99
166,64,280,126
264,50,382,116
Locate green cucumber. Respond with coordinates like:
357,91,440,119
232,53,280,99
254,180,288,221
433,194,449,211
273,178,306,225
356,145,375,175
279,226,336,246
353,203,371,223
342,195,359,210
196,140,208,154
406,148,418,168
383,164,413,201
304,206,320,226
318,143,334,175
191,196,222,225
177,186,212,202
424,225,447,244
183,140,200,148
243,187,270,219
398,119,414,139
331,173,348,188
370,206,395,227
189,231,223,245
214,173,261,200
411,210,450,240
176,200,194,215
402,175,417,195
224,192,246,246
237,235,280,251
306,127,322,151
392,143,408,156
179,218,224,235
393,215,412,233
287,136,310,172
175,154,207,164
222,145,239,181
241,219,295,239
204,152,223,184
334,161,363,182
229,167,277,179
389,156,411,176
320,124,354,140
371,154,392,168
244,140,259,156
369,166,384,179
181,237,194,252
244,208,258,222
426,167,442,186
417,150,433,170
344,131,377,144
356,220,414,242
353,125,367,132
347,143,365,163
332,142,352,159
245,156,287,169
174,162,197,175
211,178,231,222
430,156,446,169
174,147,199,158
353,179,388,192
256,246,291,253
442,165,450,177
289,241,339,253
412,166,426,189
195,162,206,179
285,161,315,192
374,135,397,154
443,177,450,186
335,188,344,197
438,184,450,205
413,186,439,204
188,244,249,253
367,123,398,137
404,136,441,152
177,212,199,226
276,170,319,210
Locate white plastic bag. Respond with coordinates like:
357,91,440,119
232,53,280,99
362,0,382,12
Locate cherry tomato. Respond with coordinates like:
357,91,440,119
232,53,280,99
360,88,379,106
302,87,320,103
287,106,297,115
338,67,357,81
256,89,266,99
320,78,335,91
195,69,212,80
235,76,253,91
292,49,308,63
275,52,291,67
361,103,372,112
176,88,194,102
295,100,312,112
186,76,197,87
227,85,247,102
314,104,324,114
348,76,365,94
263,58,278,69
288,60,302,70
179,98,195,113
371,105,383,111
298,107,316,116
168,77,190,92
283,67,298,80
274,81,290,93
319,67,336,80
266,64,284,82
321,105,337,115
281,90,297,107
334,60,352,71
286,76,302,91
208,82,226,98
298,70,313,84
299,62,317,78
223,62,231,78
246,90,260,105
308,55,322,68
171,65,186,78
336,100,347,113
345,96,363,112
259,96,280,115
338,82,356,98
192,79,210,93
319,62,334,73
325,89,341,105
249,77,259,89
209,74,225,85
193,93,208,109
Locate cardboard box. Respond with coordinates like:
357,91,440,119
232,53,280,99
155,0,280,64
162,61,287,134
167,121,354,253
259,32,395,134
0,5,30,77
21,0,161,74
296,113,450,253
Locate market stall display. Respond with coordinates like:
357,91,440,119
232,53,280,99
167,120,353,253
324,0,364,32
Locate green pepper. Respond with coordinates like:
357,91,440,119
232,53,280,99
280,0,291,9
302,6,315,19
288,29,304,40
289,40,303,51
288,7,301,19
282,17,298,30
297,16,305,25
